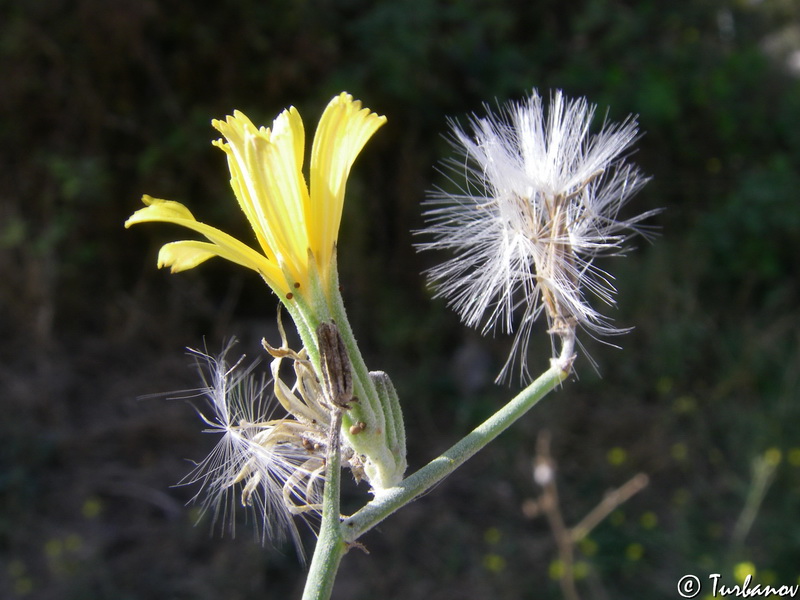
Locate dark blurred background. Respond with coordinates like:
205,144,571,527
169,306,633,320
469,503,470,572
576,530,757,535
2,1,799,598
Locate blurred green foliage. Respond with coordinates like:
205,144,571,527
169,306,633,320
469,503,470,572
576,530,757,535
1,0,799,598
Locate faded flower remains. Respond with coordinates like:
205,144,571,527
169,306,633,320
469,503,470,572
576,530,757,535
419,89,654,381
181,344,325,557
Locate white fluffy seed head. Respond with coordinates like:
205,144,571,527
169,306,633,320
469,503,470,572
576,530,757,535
418,89,655,382
179,343,322,561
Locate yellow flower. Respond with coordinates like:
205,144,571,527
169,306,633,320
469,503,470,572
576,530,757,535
125,92,386,299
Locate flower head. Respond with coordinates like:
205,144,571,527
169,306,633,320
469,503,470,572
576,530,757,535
419,89,653,381
125,93,386,300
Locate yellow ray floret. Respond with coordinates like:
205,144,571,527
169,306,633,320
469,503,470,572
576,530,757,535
125,195,282,280
125,92,386,298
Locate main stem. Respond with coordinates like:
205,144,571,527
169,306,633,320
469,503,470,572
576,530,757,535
302,409,346,600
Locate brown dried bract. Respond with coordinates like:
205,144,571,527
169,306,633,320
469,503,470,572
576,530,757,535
317,321,355,410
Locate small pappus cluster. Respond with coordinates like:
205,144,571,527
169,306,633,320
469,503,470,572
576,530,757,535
419,89,656,381
179,317,377,560
180,342,328,560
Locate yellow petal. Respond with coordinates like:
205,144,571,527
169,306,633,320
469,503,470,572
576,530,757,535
124,194,197,225
126,195,285,290
157,241,228,272
212,113,273,257
213,110,311,286
248,109,310,271
309,92,386,269
213,142,274,263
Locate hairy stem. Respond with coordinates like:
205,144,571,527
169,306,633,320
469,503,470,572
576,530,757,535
301,408,346,600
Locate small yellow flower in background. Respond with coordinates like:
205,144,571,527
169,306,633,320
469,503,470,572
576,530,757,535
763,447,782,467
483,526,502,545
578,537,597,556
625,542,644,561
734,561,756,584
125,92,386,300
548,558,565,580
639,510,658,529
606,446,627,466
671,488,690,506
760,569,777,585
671,442,688,461
788,447,800,467
572,560,589,580
482,553,506,573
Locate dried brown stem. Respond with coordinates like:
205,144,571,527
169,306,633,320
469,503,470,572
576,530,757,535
531,431,649,600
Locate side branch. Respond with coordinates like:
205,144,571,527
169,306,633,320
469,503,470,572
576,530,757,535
342,360,569,541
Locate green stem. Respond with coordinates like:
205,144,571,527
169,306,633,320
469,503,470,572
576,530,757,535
300,358,569,598
342,360,569,541
325,261,405,490
302,409,346,600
